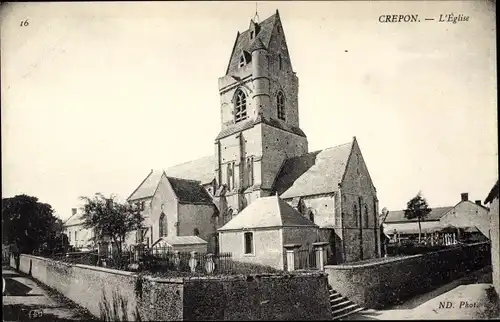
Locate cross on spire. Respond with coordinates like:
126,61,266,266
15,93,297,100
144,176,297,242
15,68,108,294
253,2,260,23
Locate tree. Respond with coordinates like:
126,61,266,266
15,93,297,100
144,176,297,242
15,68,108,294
2,194,60,253
404,192,432,243
79,193,144,261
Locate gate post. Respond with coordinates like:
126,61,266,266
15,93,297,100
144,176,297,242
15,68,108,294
312,242,329,270
284,244,301,271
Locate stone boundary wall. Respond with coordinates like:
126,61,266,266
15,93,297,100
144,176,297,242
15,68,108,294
325,242,491,309
182,272,332,321
11,255,331,321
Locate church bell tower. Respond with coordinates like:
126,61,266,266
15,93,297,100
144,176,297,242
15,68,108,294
213,10,308,220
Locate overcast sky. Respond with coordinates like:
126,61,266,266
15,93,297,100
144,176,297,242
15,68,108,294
1,1,497,220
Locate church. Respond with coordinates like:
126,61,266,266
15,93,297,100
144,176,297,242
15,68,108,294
126,10,381,264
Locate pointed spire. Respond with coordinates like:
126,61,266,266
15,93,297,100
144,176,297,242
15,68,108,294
248,36,266,52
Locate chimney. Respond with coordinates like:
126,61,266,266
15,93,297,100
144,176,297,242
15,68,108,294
461,193,468,202
71,208,77,216
475,200,482,206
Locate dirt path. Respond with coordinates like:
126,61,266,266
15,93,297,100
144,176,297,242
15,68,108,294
2,267,97,321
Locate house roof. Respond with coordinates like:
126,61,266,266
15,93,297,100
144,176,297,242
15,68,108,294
273,141,353,199
383,221,445,234
226,13,278,75
63,213,83,227
218,195,317,231
166,177,213,204
127,156,215,202
485,180,499,204
152,236,208,248
383,206,453,223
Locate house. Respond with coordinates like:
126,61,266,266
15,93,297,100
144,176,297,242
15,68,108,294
485,180,499,296
127,10,380,264
382,193,490,243
218,195,320,269
63,208,95,250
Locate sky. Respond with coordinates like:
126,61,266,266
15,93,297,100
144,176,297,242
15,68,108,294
1,1,497,221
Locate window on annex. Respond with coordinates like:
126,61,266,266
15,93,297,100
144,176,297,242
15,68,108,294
234,90,248,123
159,213,168,237
277,91,285,120
244,232,254,254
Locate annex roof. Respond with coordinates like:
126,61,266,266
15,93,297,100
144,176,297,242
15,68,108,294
218,195,317,231
152,236,208,248
273,141,353,199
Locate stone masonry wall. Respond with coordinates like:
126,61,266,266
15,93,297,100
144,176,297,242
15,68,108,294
12,255,331,321
325,242,491,309
183,272,332,321
341,139,379,263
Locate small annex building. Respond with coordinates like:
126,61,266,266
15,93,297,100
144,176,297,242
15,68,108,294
218,195,321,270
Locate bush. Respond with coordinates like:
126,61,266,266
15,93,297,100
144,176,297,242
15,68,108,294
225,260,280,275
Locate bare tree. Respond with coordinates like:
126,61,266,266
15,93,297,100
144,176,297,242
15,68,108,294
404,192,431,243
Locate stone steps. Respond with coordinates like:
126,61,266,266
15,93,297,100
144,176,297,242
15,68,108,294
328,286,365,320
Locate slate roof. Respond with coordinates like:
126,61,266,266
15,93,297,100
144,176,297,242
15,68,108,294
165,155,215,184
273,141,353,199
226,12,278,75
383,206,453,223
127,170,164,201
218,195,317,231
167,177,213,204
127,156,215,202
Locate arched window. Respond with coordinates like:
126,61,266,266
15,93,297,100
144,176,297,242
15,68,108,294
227,163,233,191
234,90,247,123
353,204,358,228
159,213,168,237
278,54,283,70
193,228,200,236
277,91,285,120
308,210,315,223
247,157,254,186
364,205,369,228
225,208,233,225
239,55,245,68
